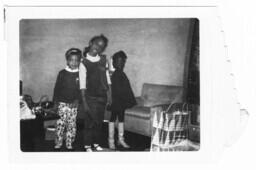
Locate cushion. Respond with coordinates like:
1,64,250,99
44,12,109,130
141,83,183,107
125,106,151,119
143,99,174,107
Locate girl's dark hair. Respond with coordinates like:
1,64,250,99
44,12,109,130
90,34,108,47
112,50,127,62
83,46,90,57
65,48,82,60
83,34,109,57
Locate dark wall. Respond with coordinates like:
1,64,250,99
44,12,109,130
20,19,191,101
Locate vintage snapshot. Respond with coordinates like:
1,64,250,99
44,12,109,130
19,18,200,152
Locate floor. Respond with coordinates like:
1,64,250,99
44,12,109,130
30,119,151,152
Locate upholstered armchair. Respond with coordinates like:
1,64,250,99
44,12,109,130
108,83,184,137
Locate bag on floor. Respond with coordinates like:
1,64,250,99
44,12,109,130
150,103,193,151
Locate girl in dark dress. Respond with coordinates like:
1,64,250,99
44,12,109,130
108,51,137,149
79,34,112,152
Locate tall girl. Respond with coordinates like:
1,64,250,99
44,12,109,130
79,34,112,152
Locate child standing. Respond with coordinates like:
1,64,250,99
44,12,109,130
53,48,82,150
79,34,112,152
108,51,137,150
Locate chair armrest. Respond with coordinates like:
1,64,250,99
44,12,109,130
135,96,144,106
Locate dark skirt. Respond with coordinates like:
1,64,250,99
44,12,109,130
82,95,107,145
83,95,107,128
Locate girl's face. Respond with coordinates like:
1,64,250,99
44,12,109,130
67,55,80,70
114,57,126,71
89,38,106,56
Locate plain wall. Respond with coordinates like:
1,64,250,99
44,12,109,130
20,19,191,101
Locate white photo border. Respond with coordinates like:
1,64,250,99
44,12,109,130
5,6,232,164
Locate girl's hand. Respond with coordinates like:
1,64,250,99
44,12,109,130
107,95,112,105
53,102,59,111
83,102,91,113
71,100,79,108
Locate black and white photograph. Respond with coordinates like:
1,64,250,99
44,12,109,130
2,1,256,169
19,18,200,152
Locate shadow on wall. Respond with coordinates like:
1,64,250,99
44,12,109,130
20,19,191,101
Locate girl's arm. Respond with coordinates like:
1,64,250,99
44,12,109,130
107,85,112,105
106,61,112,104
79,63,92,116
53,71,62,103
80,89,91,116
52,72,62,112
53,72,63,111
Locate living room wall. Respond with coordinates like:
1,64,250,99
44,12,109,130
20,19,191,101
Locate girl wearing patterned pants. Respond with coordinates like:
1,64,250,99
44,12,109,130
53,48,82,150
55,103,78,149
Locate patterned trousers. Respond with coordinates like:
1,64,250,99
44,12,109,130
55,102,77,148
